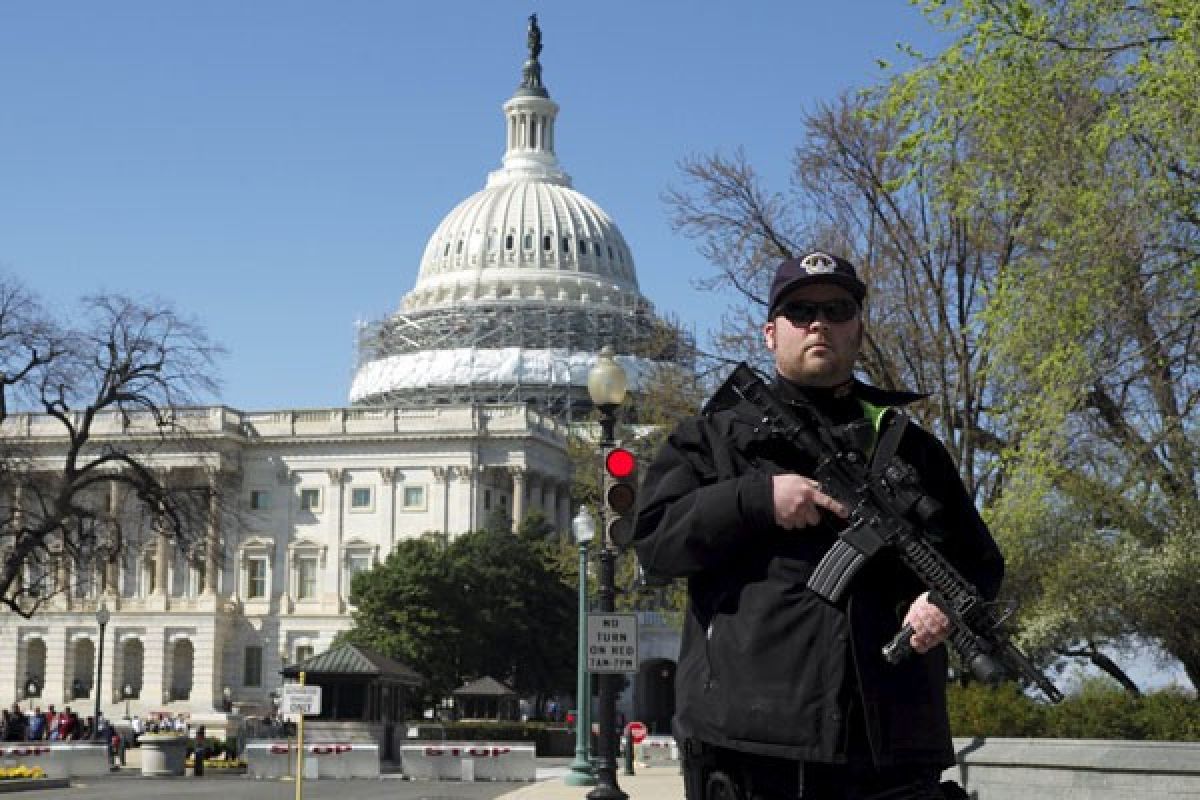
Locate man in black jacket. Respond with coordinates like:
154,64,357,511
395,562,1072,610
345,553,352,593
633,252,1004,799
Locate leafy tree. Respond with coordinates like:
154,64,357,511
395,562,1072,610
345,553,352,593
888,0,1200,688
342,526,577,714
0,276,224,616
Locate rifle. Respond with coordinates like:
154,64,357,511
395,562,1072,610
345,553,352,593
725,363,1063,703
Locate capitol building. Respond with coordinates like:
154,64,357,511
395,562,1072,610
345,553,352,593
0,18,679,725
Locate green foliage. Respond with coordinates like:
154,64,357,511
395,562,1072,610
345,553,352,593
947,680,1200,740
339,527,577,706
889,0,1200,689
948,681,1047,738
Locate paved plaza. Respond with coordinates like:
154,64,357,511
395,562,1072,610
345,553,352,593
3,761,684,800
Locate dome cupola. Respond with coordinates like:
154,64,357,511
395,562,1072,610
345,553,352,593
350,16,682,414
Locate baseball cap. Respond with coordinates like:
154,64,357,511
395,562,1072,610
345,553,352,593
767,251,867,318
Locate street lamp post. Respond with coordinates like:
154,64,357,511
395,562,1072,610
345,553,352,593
565,506,597,787
93,602,110,739
123,684,134,720
585,346,629,800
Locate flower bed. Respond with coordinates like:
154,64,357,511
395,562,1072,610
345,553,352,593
184,757,247,770
0,765,46,780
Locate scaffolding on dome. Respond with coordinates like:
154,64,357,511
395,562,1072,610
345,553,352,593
351,300,695,422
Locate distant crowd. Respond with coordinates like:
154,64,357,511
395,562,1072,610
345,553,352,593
2,702,114,743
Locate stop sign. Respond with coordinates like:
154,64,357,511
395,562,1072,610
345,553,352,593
626,721,648,744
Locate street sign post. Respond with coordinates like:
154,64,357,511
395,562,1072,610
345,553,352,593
586,612,638,673
281,683,322,716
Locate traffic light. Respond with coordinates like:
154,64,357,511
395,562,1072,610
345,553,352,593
603,445,637,547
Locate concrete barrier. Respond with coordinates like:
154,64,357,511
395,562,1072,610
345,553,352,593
634,735,679,767
946,738,1200,799
399,741,536,781
245,740,380,780
0,743,109,779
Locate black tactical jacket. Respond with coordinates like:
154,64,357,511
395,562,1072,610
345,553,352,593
632,374,1004,767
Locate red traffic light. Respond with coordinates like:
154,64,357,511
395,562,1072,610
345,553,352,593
605,447,636,479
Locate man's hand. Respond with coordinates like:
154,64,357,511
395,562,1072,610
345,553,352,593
771,473,848,529
903,592,950,653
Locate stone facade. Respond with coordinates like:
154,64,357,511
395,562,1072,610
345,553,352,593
0,402,570,720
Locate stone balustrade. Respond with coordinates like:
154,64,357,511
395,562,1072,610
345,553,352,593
947,738,1200,799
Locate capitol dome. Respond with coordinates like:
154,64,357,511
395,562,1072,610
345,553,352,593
351,17,684,415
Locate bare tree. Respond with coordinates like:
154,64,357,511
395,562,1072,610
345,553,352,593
0,276,226,617
665,94,1024,502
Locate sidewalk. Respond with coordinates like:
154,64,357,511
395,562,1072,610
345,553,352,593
500,766,685,800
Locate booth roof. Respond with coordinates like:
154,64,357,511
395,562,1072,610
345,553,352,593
281,643,423,685
452,675,516,697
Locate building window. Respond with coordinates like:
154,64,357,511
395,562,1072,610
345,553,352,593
523,232,532,250
348,554,371,577
299,488,322,512
402,486,426,510
346,553,371,592
350,487,373,511
579,241,588,255
561,236,570,253
484,489,492,511
243,646,263,688
295,644,315,664
505,233,514,250
250,490,271,511
296,556,318,600
246,557,267,599
192,561,206,597
141,555,157,596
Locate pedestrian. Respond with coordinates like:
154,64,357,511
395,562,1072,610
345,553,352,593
633,252,1004,799
27,706,44,741
42,706,55,741
192,724,206,777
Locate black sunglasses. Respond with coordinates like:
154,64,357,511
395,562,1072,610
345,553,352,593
775,298,860,326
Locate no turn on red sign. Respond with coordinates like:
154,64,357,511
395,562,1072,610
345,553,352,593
586,612,638,673
626,721,648,744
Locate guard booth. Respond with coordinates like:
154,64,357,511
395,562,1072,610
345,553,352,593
451,676,519,721
281,643,423,762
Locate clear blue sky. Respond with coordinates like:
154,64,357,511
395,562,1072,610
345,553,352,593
1,0,944,410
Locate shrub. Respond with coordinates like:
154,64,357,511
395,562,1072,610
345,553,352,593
948,682,1046,738
947,679,1199,741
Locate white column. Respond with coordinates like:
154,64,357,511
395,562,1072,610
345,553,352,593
204,482,219,595
154,534,169,597
380,468,397,549
510,468,527,534
328,468,345,608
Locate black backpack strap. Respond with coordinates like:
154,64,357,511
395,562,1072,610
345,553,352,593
869,410,909,477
